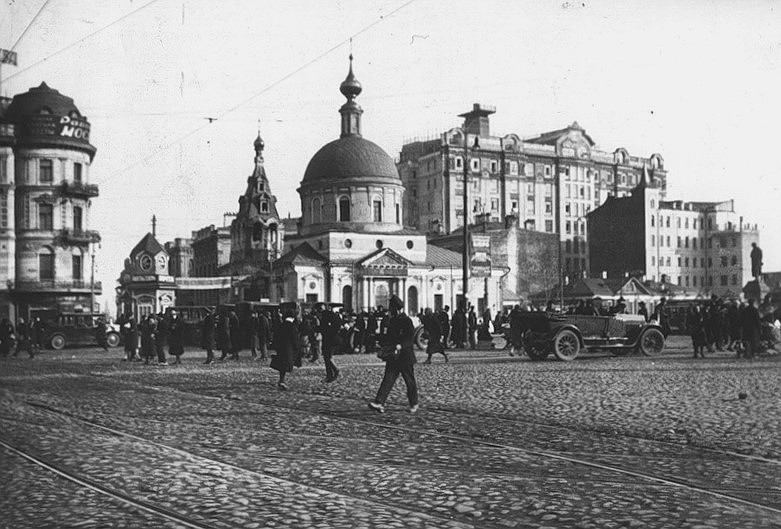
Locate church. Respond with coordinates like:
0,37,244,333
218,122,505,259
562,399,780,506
237,57,505,314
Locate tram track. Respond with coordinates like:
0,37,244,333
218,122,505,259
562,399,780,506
76,372,781,518
0,438,214,529
5,402,477,529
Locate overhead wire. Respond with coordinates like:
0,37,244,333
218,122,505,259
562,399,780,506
8,0,54,52
4,0,162,82
96,0,417,188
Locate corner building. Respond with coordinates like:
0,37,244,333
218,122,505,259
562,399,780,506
273,59,503,311
0,83,101,320
397,106,667,283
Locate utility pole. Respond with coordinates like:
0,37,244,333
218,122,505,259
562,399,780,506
90,246,96,315
462,129,469,310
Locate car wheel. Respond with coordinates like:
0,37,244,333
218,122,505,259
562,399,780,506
50,334,66,350
414,326,428,351
106,332,120,348
639,328,665,357
553,329,580,361
526,345,549,361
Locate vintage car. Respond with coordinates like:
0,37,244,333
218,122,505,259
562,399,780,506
29,311,121,350
521,312,666,361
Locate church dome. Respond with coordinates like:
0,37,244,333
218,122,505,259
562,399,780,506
302,135,399,185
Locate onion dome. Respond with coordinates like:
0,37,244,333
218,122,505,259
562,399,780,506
339,54,362,99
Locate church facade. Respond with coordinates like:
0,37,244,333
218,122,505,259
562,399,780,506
251,58,505,313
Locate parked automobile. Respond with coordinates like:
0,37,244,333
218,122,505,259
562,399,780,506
29,310,121,350
521,312,666,361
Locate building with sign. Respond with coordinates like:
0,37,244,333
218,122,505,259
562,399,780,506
397,105,667,284
587,177,759,298
253,58,504,312
0,82,102,321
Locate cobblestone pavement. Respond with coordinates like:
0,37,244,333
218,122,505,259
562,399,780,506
1,337,780,528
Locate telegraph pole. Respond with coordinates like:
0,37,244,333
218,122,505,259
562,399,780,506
462,130,469,310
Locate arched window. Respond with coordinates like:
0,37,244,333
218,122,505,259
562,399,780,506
312,198,321,224
339,196,350,222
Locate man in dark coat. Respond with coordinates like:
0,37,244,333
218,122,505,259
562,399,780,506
368,295,419,413
437,306,451,349
228,310,241,361
741,298,762,358
201,308,217,364
422,308,447,364
0,318,14,357
258,310,270,361
139,314,157,364
653,298,671,336
508,305,525,357
14,318,34,359
687,305,707,358
122,315,140,361
95,318,109,351
467,306,478,349
637,302,649,322
154,311,169,365
217,310,232,361
168,310,185,365
270,307,299,390
248,311,261,361
318,304,341,382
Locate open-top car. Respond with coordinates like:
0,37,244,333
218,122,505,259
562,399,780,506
521,312,666,361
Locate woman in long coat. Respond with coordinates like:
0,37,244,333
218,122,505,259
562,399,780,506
139,315,158,364
167,310,185,365
270,308,299,390
123,316,139,361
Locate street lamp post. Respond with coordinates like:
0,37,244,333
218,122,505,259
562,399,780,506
462,129,479,310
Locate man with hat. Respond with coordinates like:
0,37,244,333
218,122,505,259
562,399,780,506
317,303,341,382
368,295,419,414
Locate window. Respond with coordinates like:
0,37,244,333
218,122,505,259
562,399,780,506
73,206,83,233
684,236,689,248
685,257,690,267
685,276,690,286
693,238,697,249
545,202,552,214
651,216,654,227
39,203,53,230
678,257,682,267
565,240,572,253
693,258,697,267
708,276,713,286
490,161,497,173
509,162,518,175
0,193,7,228
40,159,53,183
545,220,553,232
732,274,737,285
72,254,82,280
0,156,7,183
566,221,571,234
490,198,499,211
666,257,671,267
666,236,670,247
708,257,713,267
651,235,655,246
339,196,350,222
73,163,82,182
677,236,681,248
455,157,463,169
470,158,479,172
312,198,322,223
720,275,728,286
545,184,552,197
731,237,736,248
651,256,656,266
564,203,571,215
693,219,697,230
731,255,737,266
677,276,682,286
720,256,728,267
544,166,551,177
261,201,269,213
395,204,400,224
693,276,697,287
373,200,382,222
510,201,518,212
650,199,655,208
39,250,54,280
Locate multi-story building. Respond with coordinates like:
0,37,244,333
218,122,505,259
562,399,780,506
0,82,101,320
397,104,667,283
191,224,231,277
588,178,759,298
165,237,193,278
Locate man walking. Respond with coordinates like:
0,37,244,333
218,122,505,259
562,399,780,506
318,304,341,382
202,308,216,365
467,305,478,350
422,307,447,364
437,306,451,349
368,295,419,414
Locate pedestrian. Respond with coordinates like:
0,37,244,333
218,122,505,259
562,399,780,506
14,317,34,359
637,301,649,322
611,297,627,315
249,310,261,361
363,309,377,355
0,318,14,357
467,305,478,350
168,310,185,365
652,298,671,336
741,298,762,359
687,305,707,358
270,306,299,390
154,311,169,366
258,309,271,361
297,309,312,366
31,317,44,353
422,307,447,364
451,305,466,348
122,314,140,361
201,308,217,365
368,295,419,414
95,317,109,351
217,309,232,361
508,304,526,357
438,306,451,349
726,300,741,353
228,310,241,361
139,314,157,365
318,303,341,382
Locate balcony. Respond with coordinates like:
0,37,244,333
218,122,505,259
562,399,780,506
13,280,102,293
60,181,99,198
57,229,101,245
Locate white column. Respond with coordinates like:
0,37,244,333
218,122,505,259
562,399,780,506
362,278,369,311
400,277,407,311
367,277,374,309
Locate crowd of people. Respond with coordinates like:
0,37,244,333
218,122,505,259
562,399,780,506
0,317,46,359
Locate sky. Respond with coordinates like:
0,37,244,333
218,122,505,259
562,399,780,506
1,0,780,312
